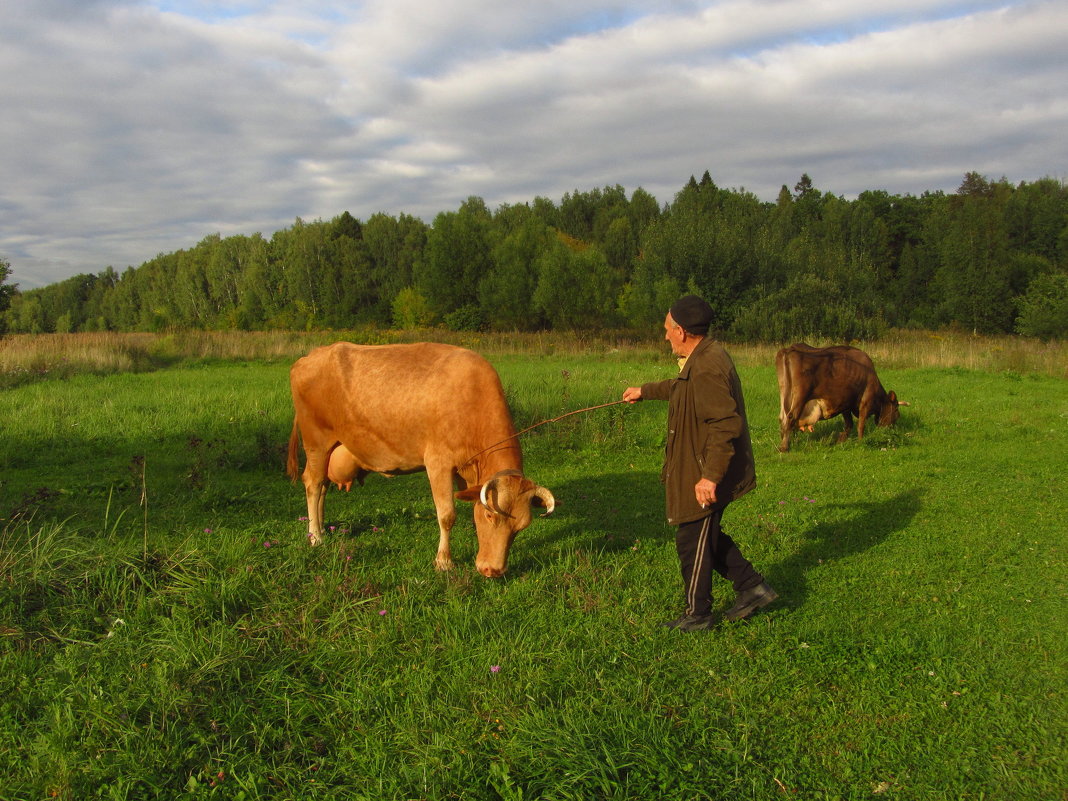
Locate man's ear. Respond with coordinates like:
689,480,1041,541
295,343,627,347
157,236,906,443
455,486,482,503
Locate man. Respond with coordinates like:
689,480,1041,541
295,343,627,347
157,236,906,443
623,295,777,631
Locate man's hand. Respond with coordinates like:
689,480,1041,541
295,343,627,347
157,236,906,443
695,478,718,508
623,387,642,403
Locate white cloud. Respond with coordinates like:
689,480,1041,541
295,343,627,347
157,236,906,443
1,0,1064,289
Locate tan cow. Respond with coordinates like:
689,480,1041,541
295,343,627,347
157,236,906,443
776,343,906,452
287,342,555,577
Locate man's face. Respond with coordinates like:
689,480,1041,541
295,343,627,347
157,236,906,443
664,313,686,356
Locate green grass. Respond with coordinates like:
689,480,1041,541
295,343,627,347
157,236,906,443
0,349,1064,800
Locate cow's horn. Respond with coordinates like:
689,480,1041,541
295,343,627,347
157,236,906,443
532,485,555,517
479,475,514,518
897,400,911,406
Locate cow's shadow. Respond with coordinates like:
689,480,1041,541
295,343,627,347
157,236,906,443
513,470,671,567
762,488,923,611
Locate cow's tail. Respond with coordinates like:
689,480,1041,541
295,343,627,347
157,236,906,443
775,348,791,424
774,347,794,452
286,418,302,483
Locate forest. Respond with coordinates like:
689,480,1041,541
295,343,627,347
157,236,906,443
2,171,1067,340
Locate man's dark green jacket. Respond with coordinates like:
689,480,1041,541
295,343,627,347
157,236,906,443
640,337,757,525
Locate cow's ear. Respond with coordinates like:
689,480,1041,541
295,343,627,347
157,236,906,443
888,390,898,403
455,486,483,504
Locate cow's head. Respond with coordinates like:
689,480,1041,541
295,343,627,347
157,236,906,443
878,390,902,427
456,469,555,578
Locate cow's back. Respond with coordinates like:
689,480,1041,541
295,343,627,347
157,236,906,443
780,344,873,402
290,342,512,463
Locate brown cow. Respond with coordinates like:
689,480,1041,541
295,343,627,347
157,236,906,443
776,343,905,452
287,342,555,577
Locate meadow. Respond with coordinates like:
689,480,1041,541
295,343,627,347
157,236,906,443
0,331,1065,800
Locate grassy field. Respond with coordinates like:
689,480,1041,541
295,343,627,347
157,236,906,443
0,333,1065,799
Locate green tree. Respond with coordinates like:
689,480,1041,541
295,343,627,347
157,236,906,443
792,173,824,230
730,272,887,342
637,184,763,331
271,218,334,328
229,234,273,330
363,212,428,324
392,287,434,329
934,176,1015,332
318,214,375,327
481,213,550,330
9,294,46,333
0,257,17,334
415,198,492,320
601,215,636,275
205,235,248,324
173,245,213,328
628,186,662,236
1015,271,1068,340
617,255,681,331
1004,177,1068,264
533,236,620,329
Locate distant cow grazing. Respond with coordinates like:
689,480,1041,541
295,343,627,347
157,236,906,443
287,342,555,577
775,343,905,452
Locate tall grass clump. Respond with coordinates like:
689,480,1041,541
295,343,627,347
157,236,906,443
0,332,157,387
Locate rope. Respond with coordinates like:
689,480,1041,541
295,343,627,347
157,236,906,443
460,399,630,469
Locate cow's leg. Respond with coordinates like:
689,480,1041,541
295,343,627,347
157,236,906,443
425,461,457,571
301,446,332,546
778,400,796,452
855,403,870,441
778,414,792,452
779,399,802,452
838,411,854,443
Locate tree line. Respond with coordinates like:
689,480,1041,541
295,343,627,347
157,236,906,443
3,171,1067,340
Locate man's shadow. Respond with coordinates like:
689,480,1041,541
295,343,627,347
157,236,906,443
761,488,923,611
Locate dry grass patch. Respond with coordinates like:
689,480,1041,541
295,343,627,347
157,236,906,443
2,328,1065,385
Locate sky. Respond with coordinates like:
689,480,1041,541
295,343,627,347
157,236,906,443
2,0,1065,290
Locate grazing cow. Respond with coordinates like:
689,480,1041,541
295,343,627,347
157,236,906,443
287,342,555,577
775,343,905,452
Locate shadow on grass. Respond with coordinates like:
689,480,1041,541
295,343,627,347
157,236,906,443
764,488,924,612
778,411,923,452
312,469,669,577
512,470,670,571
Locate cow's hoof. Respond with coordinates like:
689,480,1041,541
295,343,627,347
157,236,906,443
434,558,454,571
308,532,324,546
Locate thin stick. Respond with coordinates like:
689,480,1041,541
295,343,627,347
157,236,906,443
140,456,148,560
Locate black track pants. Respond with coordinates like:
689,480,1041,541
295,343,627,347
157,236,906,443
675,508,763,617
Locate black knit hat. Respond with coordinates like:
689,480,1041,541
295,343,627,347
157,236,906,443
669,295,713,335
